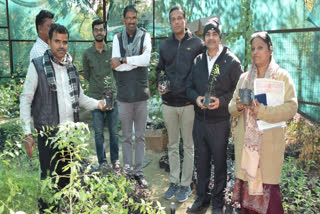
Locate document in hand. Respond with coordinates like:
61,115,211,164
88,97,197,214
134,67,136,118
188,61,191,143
254,79,286,131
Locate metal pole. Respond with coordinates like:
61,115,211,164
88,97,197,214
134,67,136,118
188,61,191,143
152,0,155,48
103,0,106,23
6,0,13,77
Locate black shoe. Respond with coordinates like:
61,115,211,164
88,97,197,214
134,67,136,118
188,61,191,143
212,207,223,214
187,197,210,213
134,174,148,188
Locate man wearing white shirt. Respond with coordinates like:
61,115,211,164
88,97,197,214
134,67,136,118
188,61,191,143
30,10,55,61
20,24,105,199
186,18,242,213
111,5,151,188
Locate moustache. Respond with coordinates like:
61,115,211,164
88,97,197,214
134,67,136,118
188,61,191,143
57,48,65,52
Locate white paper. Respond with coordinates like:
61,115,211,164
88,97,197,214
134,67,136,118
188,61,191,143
254,79,286,131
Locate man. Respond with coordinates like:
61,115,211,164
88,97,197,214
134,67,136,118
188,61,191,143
30,10,55,61
83,19,120,170
186,18,243,213
111,5,151,188
156,6,204,203
20,24,105,192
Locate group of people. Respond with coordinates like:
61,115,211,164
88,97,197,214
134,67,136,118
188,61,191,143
20,4,297,214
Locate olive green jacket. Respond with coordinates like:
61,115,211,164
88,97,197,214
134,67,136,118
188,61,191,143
83,43,116,100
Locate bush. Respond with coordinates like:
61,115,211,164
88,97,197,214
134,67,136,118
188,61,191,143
0,121,39,213
0,78,24,119
286,117,320,174
148,52,159,98
281,157,320,213
38,122,165,214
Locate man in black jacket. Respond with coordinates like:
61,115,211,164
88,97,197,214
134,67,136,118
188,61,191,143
156,6,203,203
186,18,242,213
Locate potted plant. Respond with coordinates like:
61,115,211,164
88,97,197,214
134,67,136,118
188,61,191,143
103,76,116,108
239,79,253,106
158,70,170,93
203,64,219,107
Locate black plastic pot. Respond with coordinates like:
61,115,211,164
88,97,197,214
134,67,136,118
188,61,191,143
203,89,215,108
239,88,253,106
103,88,114,108
159,79,170,93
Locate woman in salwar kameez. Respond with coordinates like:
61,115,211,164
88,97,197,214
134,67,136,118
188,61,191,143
228,31,298,214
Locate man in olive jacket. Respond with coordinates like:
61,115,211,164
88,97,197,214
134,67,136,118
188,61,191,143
156,6,204,203
186,18,242,213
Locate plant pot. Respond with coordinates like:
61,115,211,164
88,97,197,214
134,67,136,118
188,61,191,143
159,79,170,93
203,90,215,108
103,88,114,109
239,88,253,106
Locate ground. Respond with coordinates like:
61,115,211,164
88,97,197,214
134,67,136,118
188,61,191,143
80,109,214,214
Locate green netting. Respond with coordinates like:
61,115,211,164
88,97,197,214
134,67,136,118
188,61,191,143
0,28,8,40
0,0,320,121
0,42,10,78
0,0,7,27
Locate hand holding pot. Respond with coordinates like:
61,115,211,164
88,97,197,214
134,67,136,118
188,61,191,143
23,134,36,158
158,84,168,95
249,99,260,117
98,100,108,111
196,96,207,110
208,97,219,110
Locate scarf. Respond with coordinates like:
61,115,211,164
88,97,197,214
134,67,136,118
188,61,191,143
240,56,279,195
121,27,144,57
43,49,80,121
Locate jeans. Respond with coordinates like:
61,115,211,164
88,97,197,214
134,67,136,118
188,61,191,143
92,104,119,164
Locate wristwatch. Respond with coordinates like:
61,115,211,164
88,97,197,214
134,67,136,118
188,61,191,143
119,57,123,64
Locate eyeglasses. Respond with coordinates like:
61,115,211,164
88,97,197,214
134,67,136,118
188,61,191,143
93,28,105,33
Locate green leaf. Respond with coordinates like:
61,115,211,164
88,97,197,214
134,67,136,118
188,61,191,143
0,205,4,214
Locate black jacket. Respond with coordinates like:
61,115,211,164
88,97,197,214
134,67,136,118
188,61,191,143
186,46,243,122
156,29,204,106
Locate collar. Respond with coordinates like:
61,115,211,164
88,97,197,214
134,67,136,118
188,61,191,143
91,42,107,53
206,44,223,61
36,37,49,48
172,28,192,41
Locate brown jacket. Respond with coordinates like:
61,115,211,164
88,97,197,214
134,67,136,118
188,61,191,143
228,67,298,184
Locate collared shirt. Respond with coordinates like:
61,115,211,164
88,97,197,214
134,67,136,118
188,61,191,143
111,30,152,72
29,37,49,62
20,55,99,135
206,44,223,77
83,43,114,99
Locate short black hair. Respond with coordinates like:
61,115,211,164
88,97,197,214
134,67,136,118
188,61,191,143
250,31,273,50
123,5,137,18
92,19,105,31
49,24,69,40
35,10,54,32
169,6,185,20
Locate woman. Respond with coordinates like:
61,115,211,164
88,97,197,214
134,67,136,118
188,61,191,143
228,31,298,214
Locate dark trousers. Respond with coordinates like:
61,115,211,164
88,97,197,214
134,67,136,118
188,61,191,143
37,131,70,189
91,105,119,165
193,118,229,208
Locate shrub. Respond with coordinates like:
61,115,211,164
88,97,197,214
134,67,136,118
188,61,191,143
281,157,320,213
0,78,24,119
39,122,165,214
0,121,39,213
286,118,320,174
